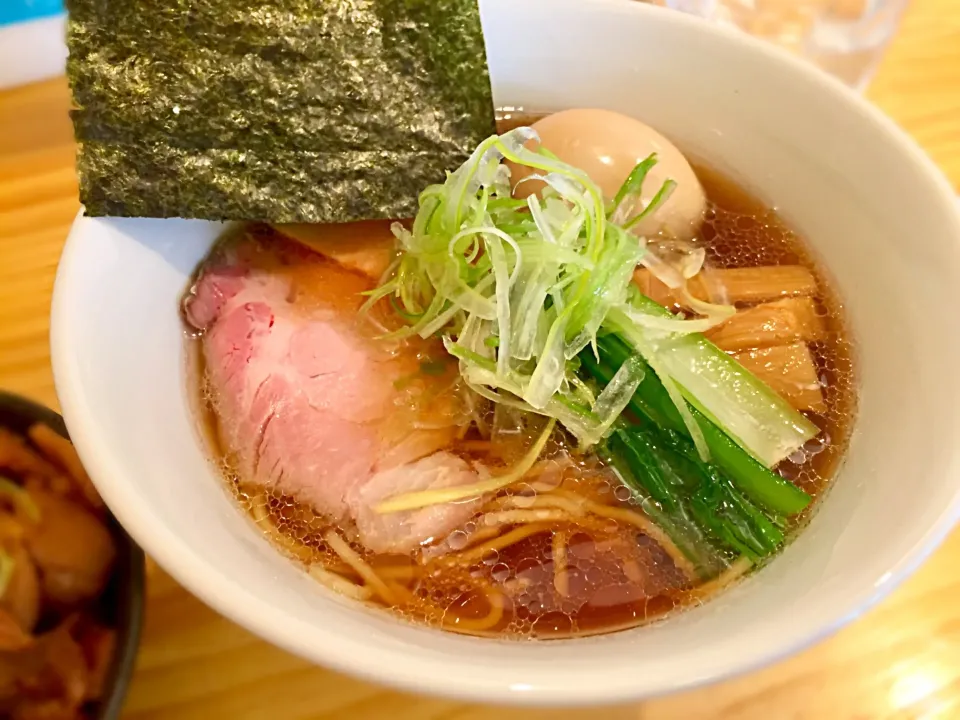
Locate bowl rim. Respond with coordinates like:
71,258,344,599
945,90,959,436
0,390,146,720
50,0,960,706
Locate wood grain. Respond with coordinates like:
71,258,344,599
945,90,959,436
0,1,958,716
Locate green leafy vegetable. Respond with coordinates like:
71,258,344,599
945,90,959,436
583,335,812,516
607,426,784,564
607,294,820,469
580,342,798,574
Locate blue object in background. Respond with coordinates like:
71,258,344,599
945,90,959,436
0,0,67,90
0,0,64,26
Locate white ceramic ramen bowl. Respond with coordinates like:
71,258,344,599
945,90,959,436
51,0,960,706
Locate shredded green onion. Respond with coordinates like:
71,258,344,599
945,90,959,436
367,128,820,471
624,179,677,230
0,477,40,523
0,550,13,598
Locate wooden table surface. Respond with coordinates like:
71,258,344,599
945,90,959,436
2,2,959,717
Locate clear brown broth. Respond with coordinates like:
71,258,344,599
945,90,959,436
185,115,857,639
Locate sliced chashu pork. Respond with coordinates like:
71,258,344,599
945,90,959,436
183,229,480,554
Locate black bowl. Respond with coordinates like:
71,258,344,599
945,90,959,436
0,391,145,720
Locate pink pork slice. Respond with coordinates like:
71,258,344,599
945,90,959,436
183,233,480,554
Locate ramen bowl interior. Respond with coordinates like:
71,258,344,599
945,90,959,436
50,0,960,705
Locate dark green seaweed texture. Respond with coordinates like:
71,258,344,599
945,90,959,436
66,0,497,222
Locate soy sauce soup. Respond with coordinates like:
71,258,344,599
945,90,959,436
184,113,856,639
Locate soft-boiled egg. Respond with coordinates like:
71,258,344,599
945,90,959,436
509,109,706,239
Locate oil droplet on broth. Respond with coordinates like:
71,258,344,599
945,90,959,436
491,563,512,582
447,530,470,551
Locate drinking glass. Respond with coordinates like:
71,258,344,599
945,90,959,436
652,0,911,90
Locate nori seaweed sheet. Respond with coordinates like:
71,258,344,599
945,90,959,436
66,0,497,223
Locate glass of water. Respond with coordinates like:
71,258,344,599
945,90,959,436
653,0,911,90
